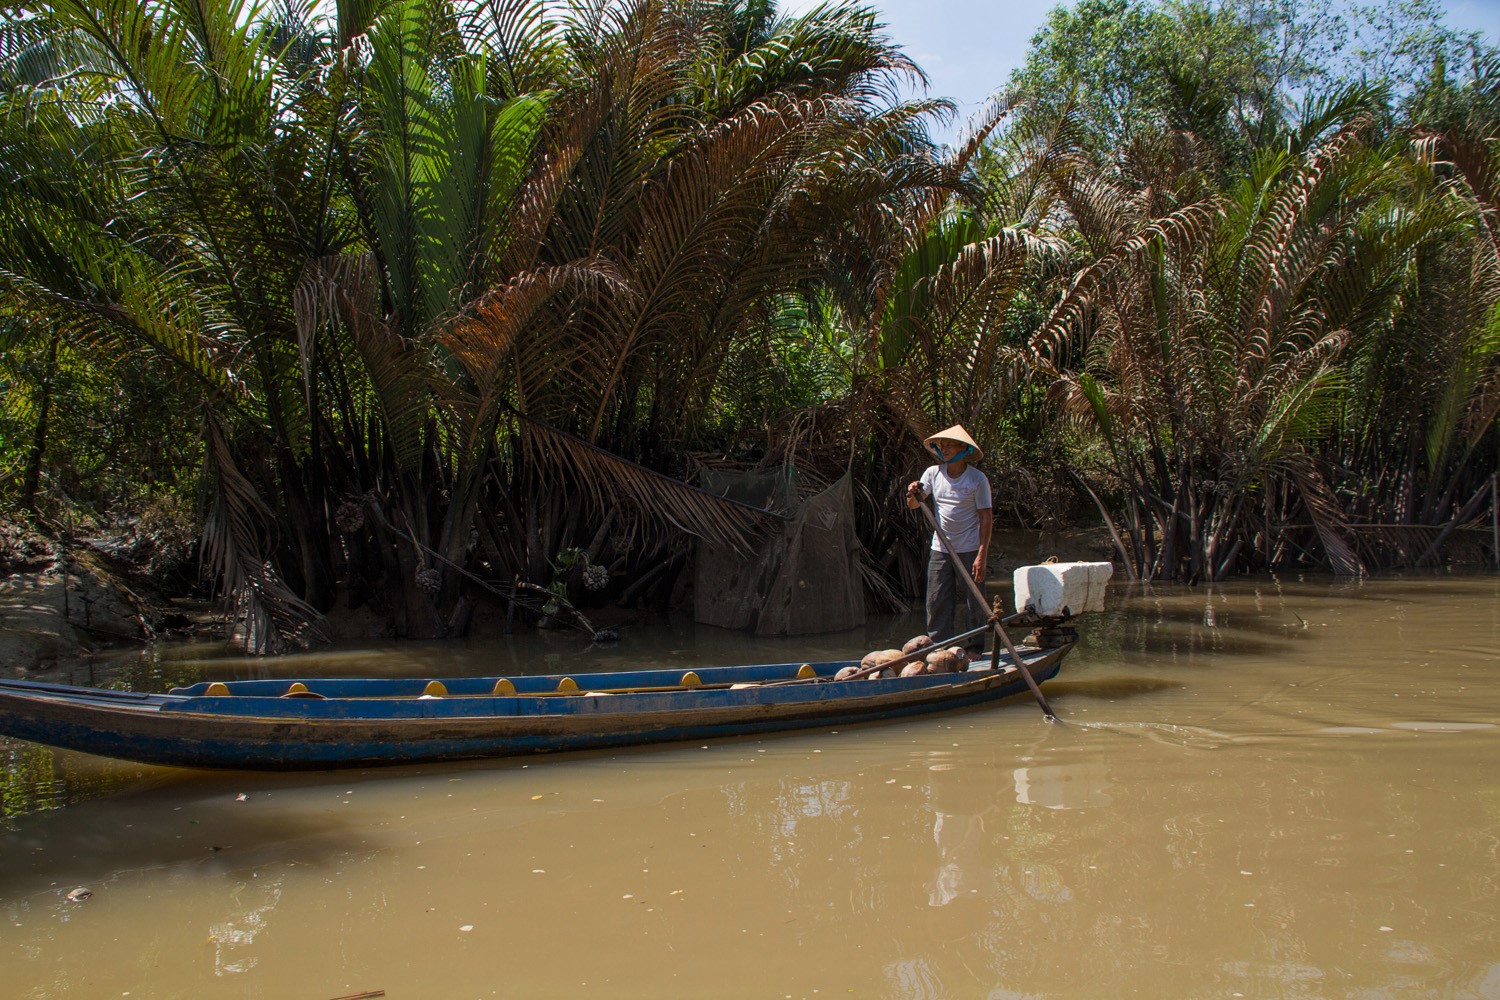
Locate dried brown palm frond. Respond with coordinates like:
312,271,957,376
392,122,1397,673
502,30,848,443
532,93,878,445
1030,197,1220,364
1118,128,1216,210
200,414,326,652
1219,122,1375,383
875,380,935,445
295,253,432,475
1413,96,1500,270
524,1,701,265
754,398,858,485
495,85,605,276
1284,452,1364,576
516,413,783,556
886,224,1064,422
439,257,627,545
445,258,624,404
972,95,1094,230
947,95,1014,181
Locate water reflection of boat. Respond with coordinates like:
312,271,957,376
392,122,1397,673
0,642,1072,771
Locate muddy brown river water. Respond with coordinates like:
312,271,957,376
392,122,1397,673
1,576,1497,998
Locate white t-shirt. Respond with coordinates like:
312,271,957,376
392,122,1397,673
919,465,992,553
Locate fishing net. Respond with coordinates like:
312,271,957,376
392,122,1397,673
694,469,866,635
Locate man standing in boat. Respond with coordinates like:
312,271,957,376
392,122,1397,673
906,425,993,648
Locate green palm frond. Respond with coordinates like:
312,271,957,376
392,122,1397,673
1254,360,1346,457
1288,82,1388,156
458,0,560,97
694,0,925,117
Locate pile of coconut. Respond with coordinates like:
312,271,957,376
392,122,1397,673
834,634,972,680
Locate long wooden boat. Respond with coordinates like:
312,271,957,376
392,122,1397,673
0,641,1072,771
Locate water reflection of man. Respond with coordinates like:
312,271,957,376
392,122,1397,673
906,425,993,647
923,757,991,907
929,804,984,907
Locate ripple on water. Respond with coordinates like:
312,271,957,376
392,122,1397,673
1315,721,1495,736
1390,721,1496,733
1070,719,1236,749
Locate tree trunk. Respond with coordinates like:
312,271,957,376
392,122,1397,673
19,330,61,516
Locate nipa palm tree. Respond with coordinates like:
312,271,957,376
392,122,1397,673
1035,94,1464,580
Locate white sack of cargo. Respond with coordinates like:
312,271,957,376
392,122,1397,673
1013,562,1113,617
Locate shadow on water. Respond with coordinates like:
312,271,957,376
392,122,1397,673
1,739,167,830
1083,606,1296,660
1077,576,1428,660
0,789,297,888
0,756,560,897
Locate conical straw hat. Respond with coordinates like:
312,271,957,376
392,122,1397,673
924,424,983,463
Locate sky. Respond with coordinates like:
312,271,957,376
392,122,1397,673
779,0,1500,137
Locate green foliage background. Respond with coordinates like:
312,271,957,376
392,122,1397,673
1,0,1497,643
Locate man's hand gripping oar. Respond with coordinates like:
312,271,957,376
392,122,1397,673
915,499,1059,722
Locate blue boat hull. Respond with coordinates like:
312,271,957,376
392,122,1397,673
0,646,1069,770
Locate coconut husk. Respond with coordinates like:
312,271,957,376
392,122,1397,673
924,648,962,674
901,634,933,655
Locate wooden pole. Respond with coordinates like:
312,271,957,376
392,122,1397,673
990,597,1003,673
916,501,1058,721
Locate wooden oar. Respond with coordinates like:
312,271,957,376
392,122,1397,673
916,500,1058,722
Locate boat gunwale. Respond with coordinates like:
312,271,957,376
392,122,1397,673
150,646,1055,701
0,658,1057,737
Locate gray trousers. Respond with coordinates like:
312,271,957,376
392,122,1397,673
926,549,989,646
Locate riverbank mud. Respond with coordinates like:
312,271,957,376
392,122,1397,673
0,521,203,683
